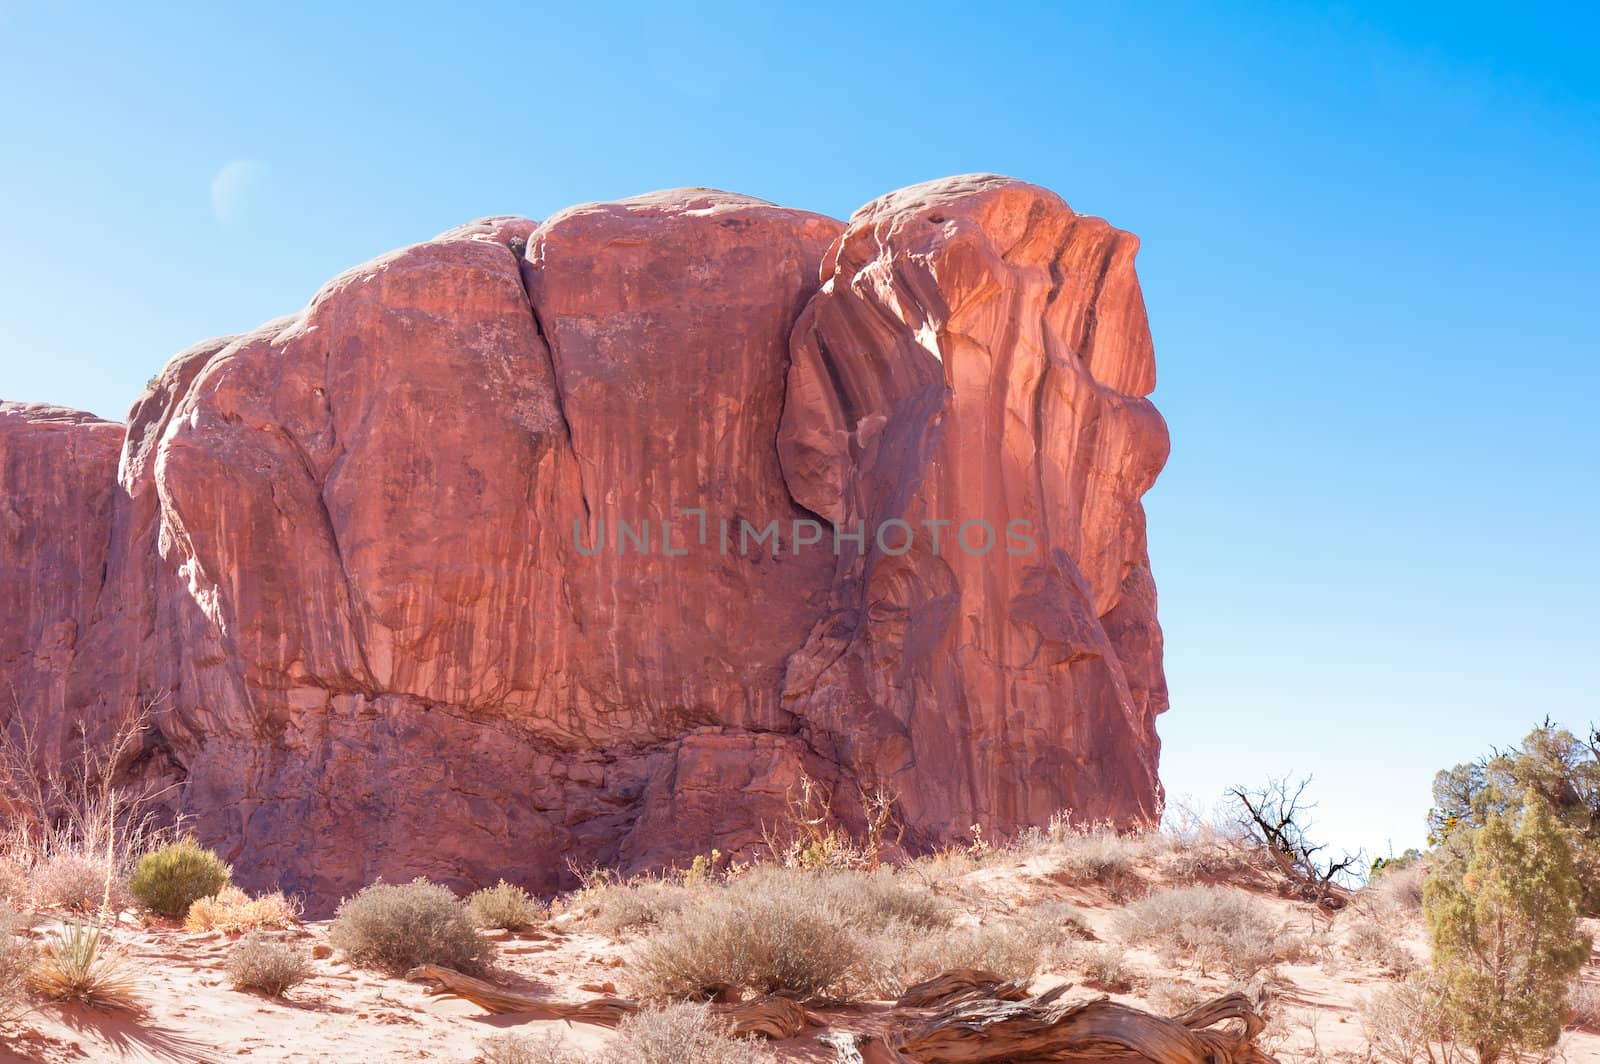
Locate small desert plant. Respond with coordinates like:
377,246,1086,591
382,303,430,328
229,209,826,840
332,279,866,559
128,838,230,917
27,920,140,1010
1116,885,1300,978
28,851,131,913
329,878,493,976
185,886,300,933
225,933,311,997
469,879,543,931
603,1003,775,1064
1361,973,1461,1064
1425,793,1590,1064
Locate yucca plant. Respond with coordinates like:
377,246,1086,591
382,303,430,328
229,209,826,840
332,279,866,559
27,920,140,1010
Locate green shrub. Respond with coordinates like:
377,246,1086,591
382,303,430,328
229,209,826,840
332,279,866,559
329,878,493,975
128,838,231,917
1425,793,1590,1063
226,933,311,997
468,879,542,931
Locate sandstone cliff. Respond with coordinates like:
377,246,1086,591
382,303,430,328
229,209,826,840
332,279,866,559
0,175,1169,902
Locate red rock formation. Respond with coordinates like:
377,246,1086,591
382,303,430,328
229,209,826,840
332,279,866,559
0,176,1168,904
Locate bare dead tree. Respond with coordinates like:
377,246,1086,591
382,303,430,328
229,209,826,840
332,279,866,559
0,692,180,871
1227,776,1361,907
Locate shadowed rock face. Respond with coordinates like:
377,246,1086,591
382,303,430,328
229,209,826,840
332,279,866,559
0,176,1169,904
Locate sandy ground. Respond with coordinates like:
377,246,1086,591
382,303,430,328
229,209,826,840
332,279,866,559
3,856,1598,1063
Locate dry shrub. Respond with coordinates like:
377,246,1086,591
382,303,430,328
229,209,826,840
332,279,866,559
1360,973,1461,1064
1017,816,1148,899
225,933,311,996
877,917,1061,992
762,774,902,873
185,886,300,933
1570,980,1600,1031
633,872,868,1000
128,838,231,918
604,1003,775,1064
1115,885,1301,979
27,920,140,1010
469,880,543,932
1143,977,1211,1016
1155,805,1259,882
1342,916,1417,977
573,873,691,938
1371,861,1427,912
1,910,35,1027
0,859,25,903
1065,941,1135,992
0,702,178,890
329,878,493,976
481,1031,587,1064
28,851,131,913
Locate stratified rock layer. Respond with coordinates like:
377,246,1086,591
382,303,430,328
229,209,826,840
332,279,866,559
0,176,1169,903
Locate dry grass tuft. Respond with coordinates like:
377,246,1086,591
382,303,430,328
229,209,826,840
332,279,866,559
185,886,300,933
330,878,493,976
468,880,544,932
1115,885,1303,978
26,920,140,1010
225,933,311,997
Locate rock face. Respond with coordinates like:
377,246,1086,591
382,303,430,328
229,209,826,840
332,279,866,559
0,176,1169,903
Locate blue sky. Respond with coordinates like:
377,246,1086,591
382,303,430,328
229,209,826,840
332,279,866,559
2,2,1596,859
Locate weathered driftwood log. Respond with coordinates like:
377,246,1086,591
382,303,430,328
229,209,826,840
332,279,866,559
895,969,1032,1010
405,964,814,1039
893,985,1279,1064
407,964,639,1026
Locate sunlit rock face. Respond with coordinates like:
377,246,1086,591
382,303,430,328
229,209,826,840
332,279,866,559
0,176,1168,904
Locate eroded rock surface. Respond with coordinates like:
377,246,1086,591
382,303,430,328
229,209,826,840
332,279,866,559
0,176,1168,902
